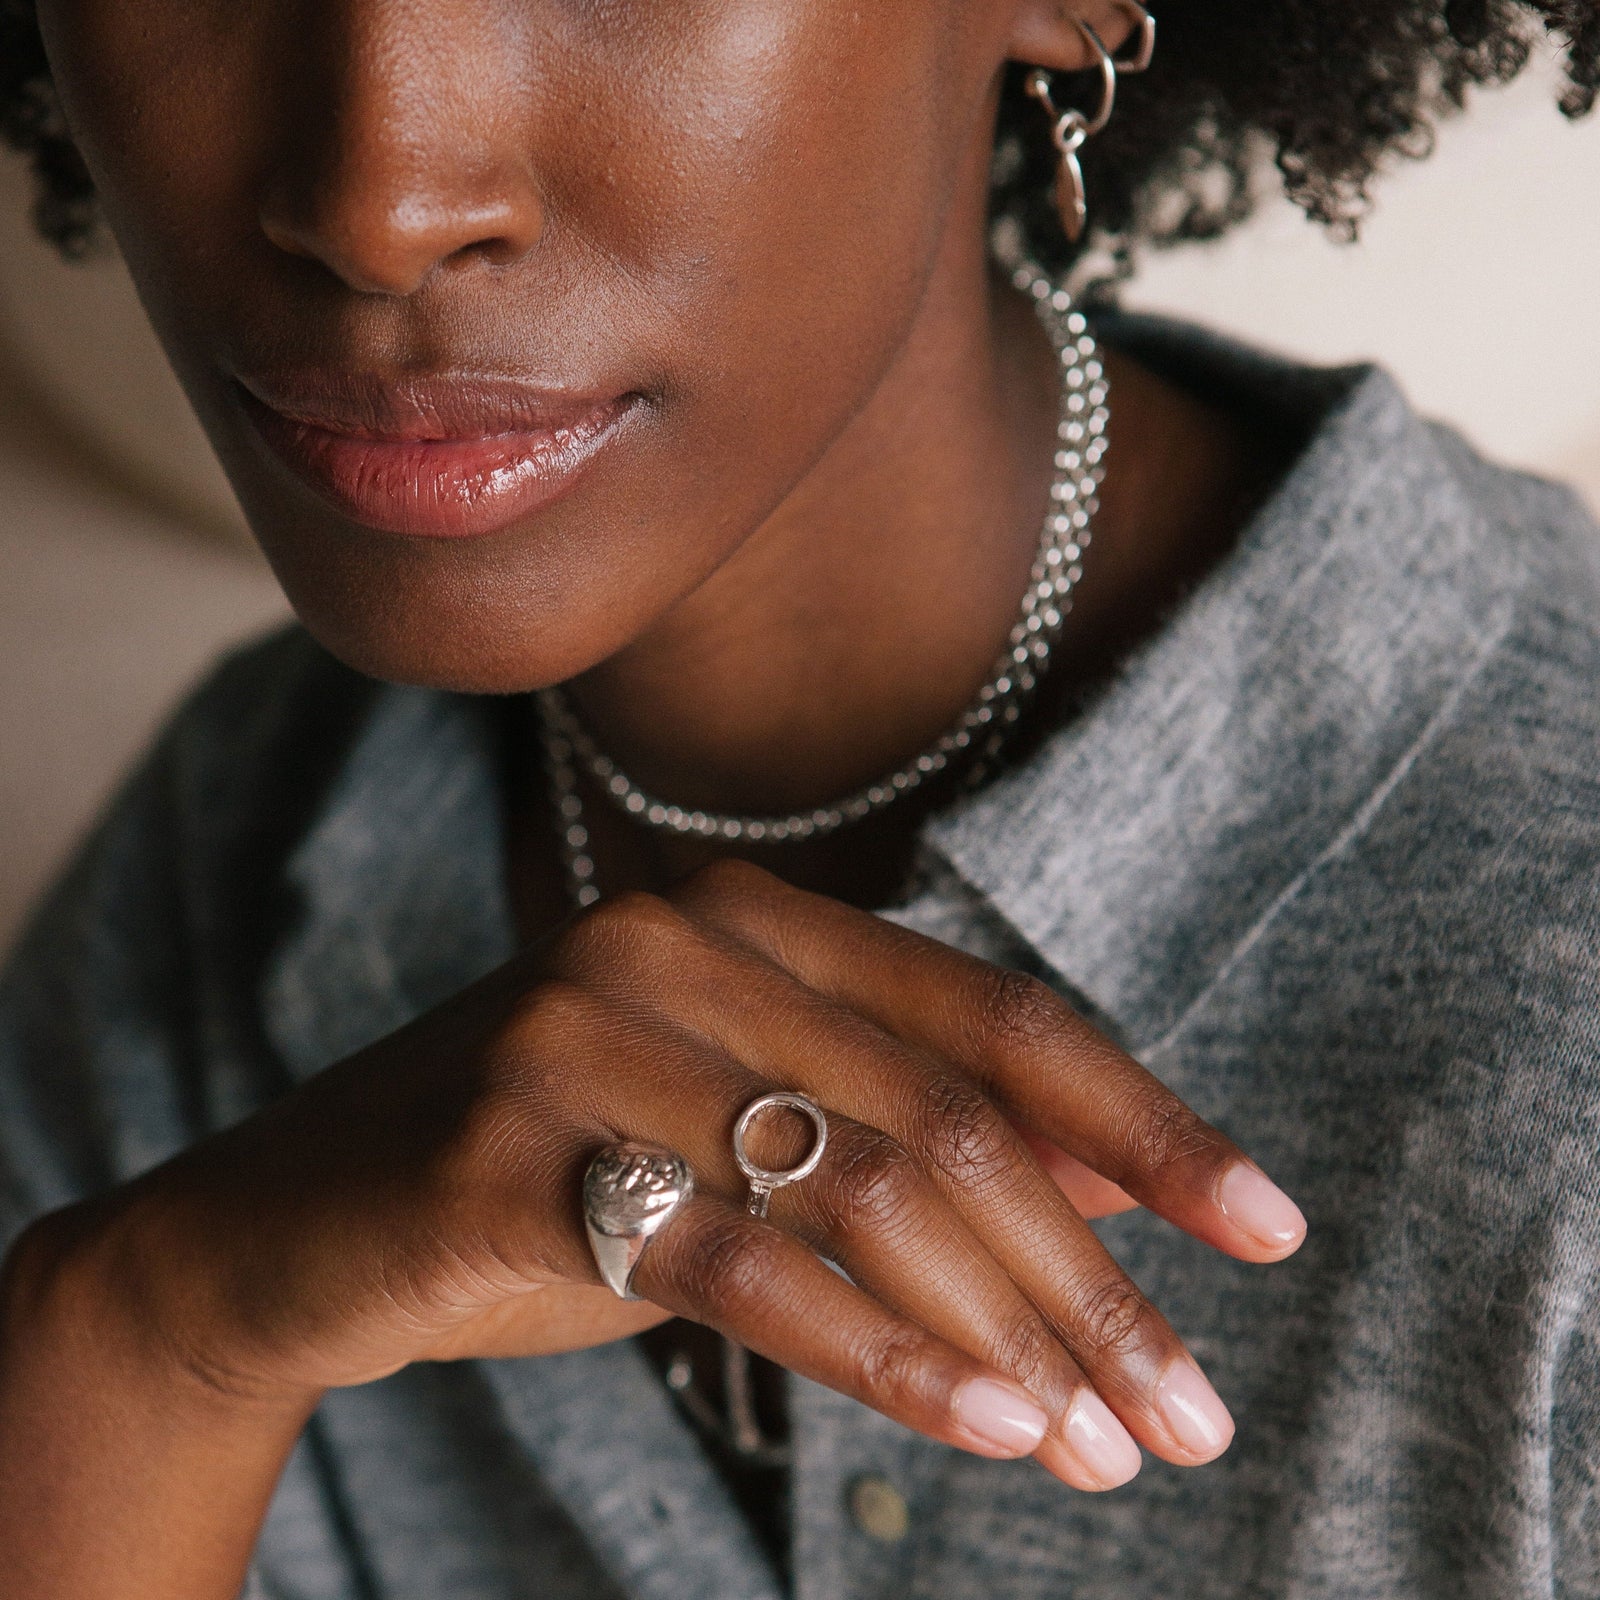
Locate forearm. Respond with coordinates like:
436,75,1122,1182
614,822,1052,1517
0,1212,316,1600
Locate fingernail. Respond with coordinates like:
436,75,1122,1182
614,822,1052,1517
1064,1389,1142,1488
1156,1359,1234,1460
954,1377,1049,1456
1218,1163,1306,1252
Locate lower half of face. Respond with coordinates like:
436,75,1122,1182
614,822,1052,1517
41,0,1002,693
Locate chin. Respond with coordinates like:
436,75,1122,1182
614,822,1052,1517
246,499,721,698
268,566,618,696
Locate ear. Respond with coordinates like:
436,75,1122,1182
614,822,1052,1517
1006,0,1142,73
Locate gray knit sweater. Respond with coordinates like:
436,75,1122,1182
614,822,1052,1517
3,323,1598,1599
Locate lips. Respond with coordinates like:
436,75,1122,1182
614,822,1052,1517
235,373,638,538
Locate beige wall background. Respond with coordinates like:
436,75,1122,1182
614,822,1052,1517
2,53,1597,953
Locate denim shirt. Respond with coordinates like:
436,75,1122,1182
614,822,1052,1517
3,323,1599,1599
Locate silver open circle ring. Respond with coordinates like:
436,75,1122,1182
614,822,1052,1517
733,1091,829,1218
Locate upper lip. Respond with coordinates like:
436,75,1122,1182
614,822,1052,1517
234,371,633,442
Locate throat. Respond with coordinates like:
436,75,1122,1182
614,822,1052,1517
502,703,937,945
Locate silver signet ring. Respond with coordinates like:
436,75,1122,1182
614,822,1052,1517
583,1142,695,1301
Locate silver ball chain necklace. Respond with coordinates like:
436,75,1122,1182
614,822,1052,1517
537,259,1106,910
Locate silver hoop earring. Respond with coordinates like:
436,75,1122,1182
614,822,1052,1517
1109,0,1157,74
1025,2,1154,243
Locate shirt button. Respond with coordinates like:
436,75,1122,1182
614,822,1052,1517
848,1473,910,1543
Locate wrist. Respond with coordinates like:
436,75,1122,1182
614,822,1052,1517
2,1196,323,1428
1,1207,315,1599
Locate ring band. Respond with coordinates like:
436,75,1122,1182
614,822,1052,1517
733,1091,828,1218
583,1142,695,1300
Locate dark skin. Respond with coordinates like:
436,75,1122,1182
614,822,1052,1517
1,1,1304,1594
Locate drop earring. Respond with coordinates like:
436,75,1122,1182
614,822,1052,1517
1025,1,1155,244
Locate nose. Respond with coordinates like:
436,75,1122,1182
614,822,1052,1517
258,5,545,296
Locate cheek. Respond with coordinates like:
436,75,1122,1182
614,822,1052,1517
536,0,973,584
611,3,959,415
36,0,272,284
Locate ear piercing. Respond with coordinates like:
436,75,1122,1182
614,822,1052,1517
1026,1,1155,243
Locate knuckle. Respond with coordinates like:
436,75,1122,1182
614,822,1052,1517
670,856,778,912
988,1306,1064,1393
674,1212,784,1313
551,889,697,977
854,1320,933,1403
501,977,602,1060
1072,1273,1157,1364
915,1076,1016,1189
822,1125,922,1238
1119,1083,1217,1180
970,968,1065,1059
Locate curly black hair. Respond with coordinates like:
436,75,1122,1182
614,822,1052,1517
3,0,1597,269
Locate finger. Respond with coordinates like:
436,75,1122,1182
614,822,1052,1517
760,1114,1142,1491
630,1192,1054,1464
1013,1123,1138,1220
673,863,1305,1263
780,1044,1234,1468
539,973,1195,1473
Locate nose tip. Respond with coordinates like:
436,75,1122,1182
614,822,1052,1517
261,174,544,296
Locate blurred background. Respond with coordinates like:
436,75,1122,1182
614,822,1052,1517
2,51,1597,954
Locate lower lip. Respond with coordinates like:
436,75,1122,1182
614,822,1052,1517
238,389,634,539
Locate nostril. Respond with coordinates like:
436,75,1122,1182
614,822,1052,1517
258,170,544,296
259,203,437,296
258,208,317,264
469,232,533,270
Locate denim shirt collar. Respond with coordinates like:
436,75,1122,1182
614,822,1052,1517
921,344,1521,1052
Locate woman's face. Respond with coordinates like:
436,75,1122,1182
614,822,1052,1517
37,1,1053,691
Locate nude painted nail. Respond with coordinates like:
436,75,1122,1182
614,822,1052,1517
1064,1389,1142,1489
1218,1163,1306,1252
954,1378,1049,1456
1156,1360,1235,1460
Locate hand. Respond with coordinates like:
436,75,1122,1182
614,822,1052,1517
55,860,1304,1494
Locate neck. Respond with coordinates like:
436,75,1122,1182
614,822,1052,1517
562,236,1281,827
567,233,1064,818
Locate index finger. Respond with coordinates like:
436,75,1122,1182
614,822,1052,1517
674,862,1305,1263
